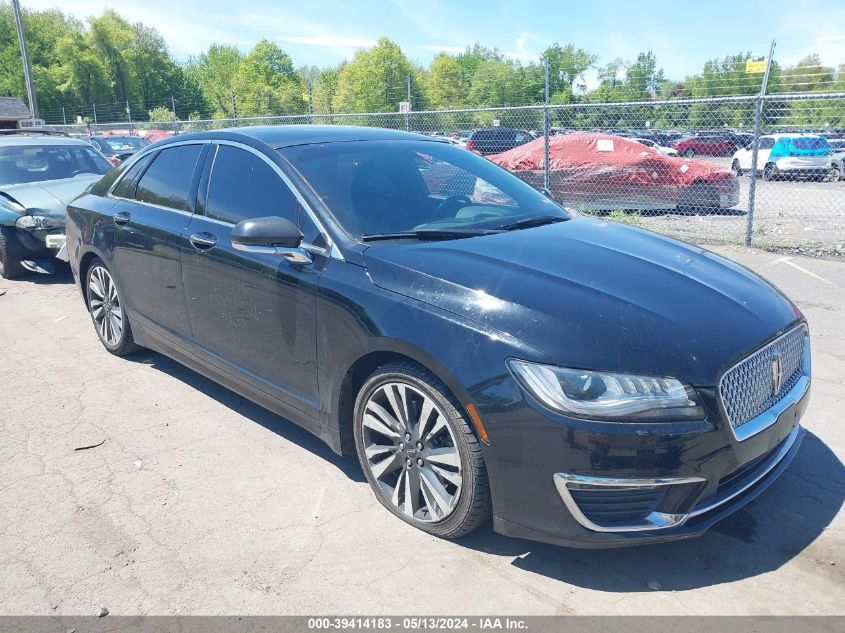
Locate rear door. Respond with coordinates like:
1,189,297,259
181,142,326,415
109,143,206,341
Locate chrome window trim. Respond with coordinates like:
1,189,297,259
210,140,342,260
104,138,341,260
719,324,810,441
554,422,803,533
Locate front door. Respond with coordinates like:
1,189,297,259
181,143,325,415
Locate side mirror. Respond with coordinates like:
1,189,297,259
231,216,311,264
538,187,554,200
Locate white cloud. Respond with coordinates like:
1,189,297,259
279,36,377,48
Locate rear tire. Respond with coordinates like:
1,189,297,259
353,360,491,539
0,227,26,280
86,258,139,356
763,162,778,181
830,166,842,183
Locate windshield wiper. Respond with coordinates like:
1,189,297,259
494,215,568,231
361,228,501,242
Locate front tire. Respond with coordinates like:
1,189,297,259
353,361,491,538
86,259,138,356
731,159,743,177
0,227,26,280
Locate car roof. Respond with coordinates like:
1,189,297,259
158,125,436,150
0,134,92,147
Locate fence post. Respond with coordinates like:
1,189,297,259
126,99,133,130
307,81,313,125
230,91,237,125
171,95,178,133
406,74,412,132
745,39,776,247
62,107,66,126
543,58,551,191
92,103,97,124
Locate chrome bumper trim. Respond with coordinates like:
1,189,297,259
554,423,803,533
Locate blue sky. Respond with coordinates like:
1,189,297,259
30,0,845,82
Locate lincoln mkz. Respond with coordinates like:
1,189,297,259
66,126,810,547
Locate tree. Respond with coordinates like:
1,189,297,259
541,43,597,97
333,37,425,115
624,51,664,99
186,44,241,117
427,53,467,109
776,54,834,93
311,67,339,114
234,40,304,116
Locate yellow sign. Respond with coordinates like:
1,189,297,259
746,59,767,74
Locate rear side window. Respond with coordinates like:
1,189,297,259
136,145,203,211
112,153,154,198
205,146,299,225
792,137,828,151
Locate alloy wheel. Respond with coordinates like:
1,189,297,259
360,381,463,523
88,265,124,347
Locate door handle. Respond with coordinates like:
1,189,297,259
114,211,131,225
189,232,217,251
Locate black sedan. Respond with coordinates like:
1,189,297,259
66,126,810,548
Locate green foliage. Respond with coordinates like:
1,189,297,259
1,1,842,131
148,105,175,121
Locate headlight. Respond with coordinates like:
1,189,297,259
507,359,705,422
15,215,55,229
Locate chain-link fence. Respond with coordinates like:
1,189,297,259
45,91,845,257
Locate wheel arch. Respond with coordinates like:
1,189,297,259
334,340,474,457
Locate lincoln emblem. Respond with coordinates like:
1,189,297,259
771,352,784,396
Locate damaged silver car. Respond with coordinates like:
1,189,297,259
0,130,112,279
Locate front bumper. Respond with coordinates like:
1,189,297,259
477,356,810,548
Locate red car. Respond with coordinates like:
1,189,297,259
672,133,740,157
489,133,740,211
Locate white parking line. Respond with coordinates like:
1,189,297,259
771,256,839,288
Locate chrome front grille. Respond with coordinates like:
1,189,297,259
719,324,807,434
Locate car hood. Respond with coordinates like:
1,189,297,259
363,217,799,386
0,174,101,223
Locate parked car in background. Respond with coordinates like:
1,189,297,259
88,135,151,166
0,130,112,278
67,125,809,548
672,132,743,157
629,137,679,156
731,134,832,181
827,138,844,182
468,127,534,155
490,133,740,212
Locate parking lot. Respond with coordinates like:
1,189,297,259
0,245,842,616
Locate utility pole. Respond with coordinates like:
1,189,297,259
126,99,133,129
92,103,98,124
62,107,66,126
230,91,237,122
171,95,178,132
12,0,38,121
745,39,776,247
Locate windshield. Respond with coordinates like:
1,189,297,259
279,139,568,239
105,137,149,151
0,145,111,186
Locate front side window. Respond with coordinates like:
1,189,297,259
279,139,567,238
0,144,111,186
135,144,203,211
205,146,300,226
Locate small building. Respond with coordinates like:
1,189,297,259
0,96,33,129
